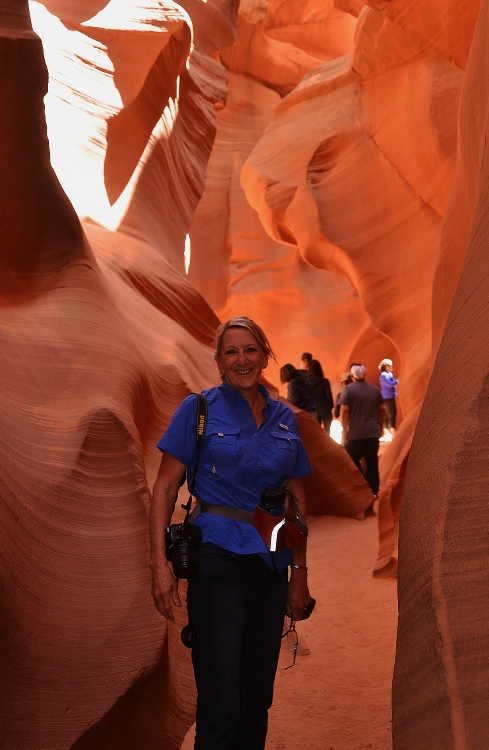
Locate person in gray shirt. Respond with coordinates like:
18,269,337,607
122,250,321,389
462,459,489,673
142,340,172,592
339,364,384,498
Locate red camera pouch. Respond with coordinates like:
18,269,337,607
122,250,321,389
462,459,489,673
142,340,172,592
252,506,287,552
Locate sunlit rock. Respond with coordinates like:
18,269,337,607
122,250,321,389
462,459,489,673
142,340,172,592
0,1,220,747
0,0,373,747
233,0,476,575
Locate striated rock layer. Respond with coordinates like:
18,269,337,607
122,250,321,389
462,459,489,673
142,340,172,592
0,1,374,747
393,0,489,747
0,2,219,748
189,0,479,575
4,0,489,745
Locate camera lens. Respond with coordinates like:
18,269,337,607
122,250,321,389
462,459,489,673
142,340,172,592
172,541,199,579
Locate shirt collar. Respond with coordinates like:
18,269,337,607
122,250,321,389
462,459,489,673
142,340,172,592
219,381,272,413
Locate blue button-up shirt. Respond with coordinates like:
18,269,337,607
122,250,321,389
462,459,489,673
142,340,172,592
157,382,313,570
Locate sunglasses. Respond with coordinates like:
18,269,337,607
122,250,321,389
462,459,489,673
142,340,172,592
282,617,298,670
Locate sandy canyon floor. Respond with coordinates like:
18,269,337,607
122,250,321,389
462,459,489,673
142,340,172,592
182,511,398,750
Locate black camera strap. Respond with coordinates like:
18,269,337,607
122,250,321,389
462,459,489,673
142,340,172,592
181,393,208,518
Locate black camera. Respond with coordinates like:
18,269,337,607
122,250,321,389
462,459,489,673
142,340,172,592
165,520,202,579
259,487,286,516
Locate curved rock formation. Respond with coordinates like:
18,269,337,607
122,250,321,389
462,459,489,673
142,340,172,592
0,1,374,747
5,0,489,745
393,1,489,747
183,0,480,585
0,2,219,748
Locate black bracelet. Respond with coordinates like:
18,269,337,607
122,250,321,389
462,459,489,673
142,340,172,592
290,563,308,571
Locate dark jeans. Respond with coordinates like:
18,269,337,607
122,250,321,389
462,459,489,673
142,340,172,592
317,404,332,433
383,398,397,429
345,437,380,495
187,543,288,750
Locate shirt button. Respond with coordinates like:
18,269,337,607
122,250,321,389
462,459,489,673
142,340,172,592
257,461,261,466
212,466,216,473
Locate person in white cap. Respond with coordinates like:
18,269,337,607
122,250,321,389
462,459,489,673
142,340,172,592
339,365,384,499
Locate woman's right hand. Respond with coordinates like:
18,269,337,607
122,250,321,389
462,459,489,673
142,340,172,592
150,562,182,620
149,453,187,620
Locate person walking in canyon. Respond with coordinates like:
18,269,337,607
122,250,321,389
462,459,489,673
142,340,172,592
307,359,334,433
280,363,317,418
378,358,399,440
333,372,353,419
339,364,384,500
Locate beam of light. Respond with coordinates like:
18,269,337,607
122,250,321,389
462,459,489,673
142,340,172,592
184,233,191,274
330,420,343,445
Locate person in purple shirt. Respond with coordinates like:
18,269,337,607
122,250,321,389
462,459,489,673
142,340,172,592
150,316,314,750
378,358,399,438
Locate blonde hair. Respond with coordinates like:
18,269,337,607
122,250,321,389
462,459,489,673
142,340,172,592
215,317,277,362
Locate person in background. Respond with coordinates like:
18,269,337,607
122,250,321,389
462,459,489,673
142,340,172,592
150,317,314,750
307,359,334,433
378,358,399,439
280,363,317,419
333,372,353,419
300,352,316,371
339,364,384,500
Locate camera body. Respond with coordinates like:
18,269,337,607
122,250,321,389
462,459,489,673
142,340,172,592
165,520,202,579
259,487,286,516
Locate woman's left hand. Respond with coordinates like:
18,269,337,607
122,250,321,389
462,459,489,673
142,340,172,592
287,570,313,621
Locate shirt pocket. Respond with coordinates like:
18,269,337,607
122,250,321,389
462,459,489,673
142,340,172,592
267,427,300,475
208,427,240,478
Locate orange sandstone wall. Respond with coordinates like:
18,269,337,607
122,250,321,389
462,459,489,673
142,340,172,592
393,0,489,747
188,0,478,573
238,0,471,401
0,1,220,748
0,1,374,747
3,0,488,746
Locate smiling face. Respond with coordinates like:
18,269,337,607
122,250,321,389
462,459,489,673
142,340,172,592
216,328,268,397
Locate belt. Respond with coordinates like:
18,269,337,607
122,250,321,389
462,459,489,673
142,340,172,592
191,499,254,525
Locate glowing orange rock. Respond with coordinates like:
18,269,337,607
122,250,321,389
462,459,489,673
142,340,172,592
230,0,477,576
0,2,218,747
0,1,372,747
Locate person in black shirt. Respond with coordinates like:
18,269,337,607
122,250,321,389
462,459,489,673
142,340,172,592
307,359,334,433
280,364,317,418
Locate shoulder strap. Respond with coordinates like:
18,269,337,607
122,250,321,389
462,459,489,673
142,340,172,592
182,393,208,516
195,393,208,447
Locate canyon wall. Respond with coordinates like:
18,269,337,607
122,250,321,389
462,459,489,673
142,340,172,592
0,3,220,747
0,1,372,747
393,0,489,747
2,0,489,746
190,0,478,573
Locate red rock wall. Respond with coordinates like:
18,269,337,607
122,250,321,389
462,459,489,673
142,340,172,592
189,0,478,573
393,0,489,747
0,2,219,748
0,1,374,747
3,0,488,746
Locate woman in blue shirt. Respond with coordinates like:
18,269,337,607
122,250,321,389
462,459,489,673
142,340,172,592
150,316,313,750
